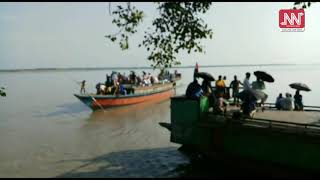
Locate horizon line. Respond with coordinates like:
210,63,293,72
0,63,319,72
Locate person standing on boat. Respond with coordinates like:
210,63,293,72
129,71,136,84
229,75,242,106
201,79,215,106
117,72,123,84
119,83,127,95
275,93,283,110
111,71,118,87
147,73,152,85
106,74,112,87
113,82,120,96
150,74,159,84
215,75,226,98
294,90,303,111
100,83,107,95
122,73,128,84
80,80,86,94
240,72,257,116
174,70,179,77
223,76,230,99
252,76,268,111
186,78,203,100
223,76,227,86
243,72,251,91
142,71,149,86
95,82,101,95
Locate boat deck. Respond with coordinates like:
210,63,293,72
221,103,320,124
254,109,320,125
201,104,320,136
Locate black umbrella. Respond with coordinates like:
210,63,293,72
289,83,311,91
194,72,215,81
254,71,274,82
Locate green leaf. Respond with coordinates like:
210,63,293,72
108,2,213,69
111,37,117,42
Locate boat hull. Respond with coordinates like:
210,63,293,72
74,83,175,110
164,95,320,173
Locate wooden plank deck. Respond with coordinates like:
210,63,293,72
200,104,320,136
255,109,320,125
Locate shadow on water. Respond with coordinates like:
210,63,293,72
55,147,190,178
53,145,319,178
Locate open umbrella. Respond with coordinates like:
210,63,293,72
289,83,311,91
254,71,274,82
194,72,215,81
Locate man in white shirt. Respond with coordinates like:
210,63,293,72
111,71,118,86
280,93,293,110
243,72,251,90
240,72,257,116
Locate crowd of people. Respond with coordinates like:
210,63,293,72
186,71,304,116
186,73,244,114
275,90,304,111
80,68,305,113
80,70,180,96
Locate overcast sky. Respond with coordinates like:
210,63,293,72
1,2,320,69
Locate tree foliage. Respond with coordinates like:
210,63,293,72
105,3,144,50
106,2,212,70
106,2,313,70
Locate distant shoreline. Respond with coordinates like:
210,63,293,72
0,63,318,73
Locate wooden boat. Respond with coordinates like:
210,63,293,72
74,82,175,110
160,95,320,173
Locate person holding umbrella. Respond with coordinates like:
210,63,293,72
238,72,257,117
80,80,86,94
289,82,311,111
186,78,203,100
294,90,303,111
252,76,268,111
252,71,275,112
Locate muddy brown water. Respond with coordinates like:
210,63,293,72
1,65,320,177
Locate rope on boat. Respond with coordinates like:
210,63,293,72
89,96,106,113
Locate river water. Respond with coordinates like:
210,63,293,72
0,65,319,177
